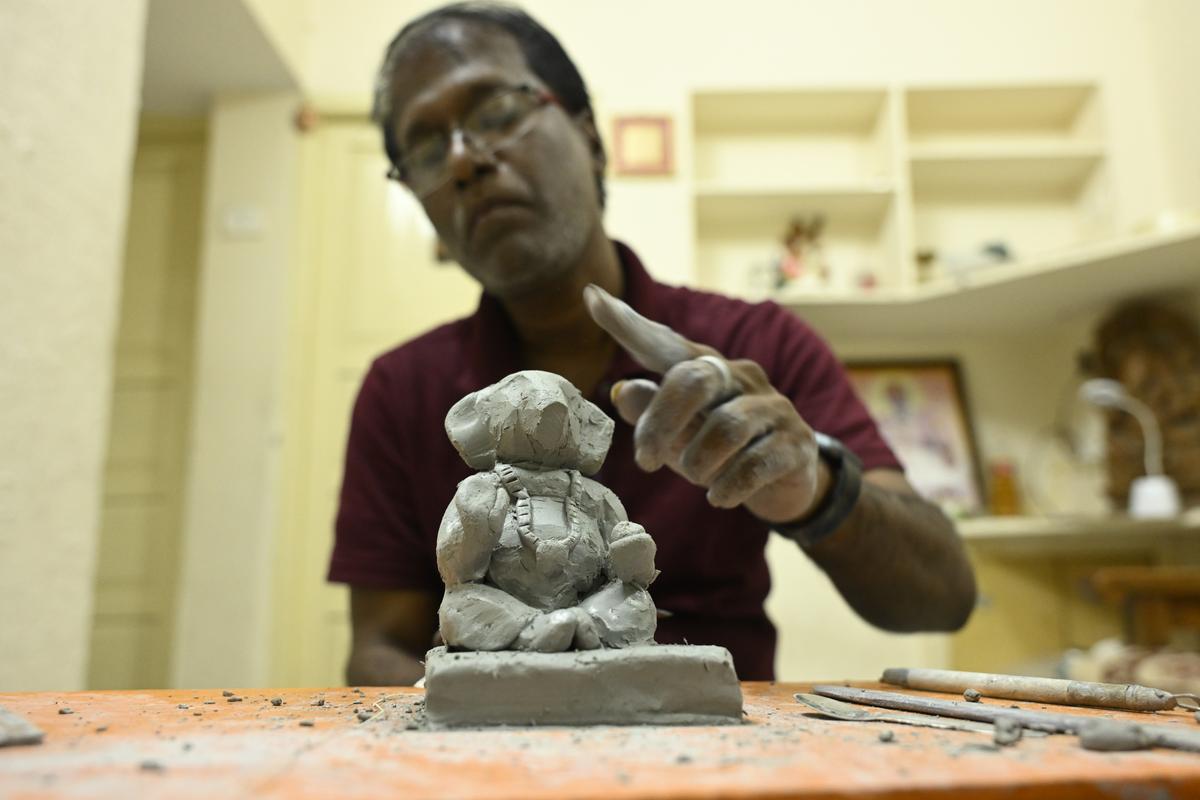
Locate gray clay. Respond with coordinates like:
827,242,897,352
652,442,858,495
436,371,658,652
1077,719,1152,752
993,715,1023,746
423,645,743,727
426,371,744,728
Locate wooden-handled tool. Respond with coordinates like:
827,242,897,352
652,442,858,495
881,667,1199,712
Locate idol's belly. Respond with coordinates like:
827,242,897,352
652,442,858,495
487,496,606,610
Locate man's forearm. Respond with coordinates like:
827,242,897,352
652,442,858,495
802,480,976,632
346,640,426,687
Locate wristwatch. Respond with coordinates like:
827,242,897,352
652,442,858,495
772,432,863,547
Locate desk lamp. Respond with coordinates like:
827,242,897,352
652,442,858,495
1079,378,1181,518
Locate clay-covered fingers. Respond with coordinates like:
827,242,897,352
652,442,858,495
677,395,775,487
583,283,712,372
632,358,743,471
706,429,815,509
582,281,820,516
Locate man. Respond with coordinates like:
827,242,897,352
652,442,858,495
329,2,976,685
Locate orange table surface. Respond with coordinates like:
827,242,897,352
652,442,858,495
2,682,1199,799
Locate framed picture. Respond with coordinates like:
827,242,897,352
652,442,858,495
611,116,674,176
845,360,985,516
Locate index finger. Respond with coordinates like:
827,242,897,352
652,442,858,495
583,283,714,373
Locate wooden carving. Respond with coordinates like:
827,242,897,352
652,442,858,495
1093,301,1200,507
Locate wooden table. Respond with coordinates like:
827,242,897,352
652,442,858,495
2,682,1199,798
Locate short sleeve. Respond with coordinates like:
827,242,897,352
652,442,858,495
764,305,903,473
327,360,442,591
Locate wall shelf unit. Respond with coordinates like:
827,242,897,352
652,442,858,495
686,81,1158,322
959,511,1200,555
778,224,1200,338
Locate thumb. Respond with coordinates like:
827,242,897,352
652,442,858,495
610,378,659,425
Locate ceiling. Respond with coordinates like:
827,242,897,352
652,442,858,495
141,0,298,114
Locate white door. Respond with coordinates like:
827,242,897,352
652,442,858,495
273,120,479,686
88,125,204,689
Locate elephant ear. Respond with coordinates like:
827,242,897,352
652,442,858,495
445,392,497,470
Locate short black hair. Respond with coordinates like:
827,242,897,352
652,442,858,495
373,2,606,205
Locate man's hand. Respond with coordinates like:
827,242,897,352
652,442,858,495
583,284,828,525
584,284,977,634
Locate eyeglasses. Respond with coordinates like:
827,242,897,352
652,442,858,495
387,84,558,198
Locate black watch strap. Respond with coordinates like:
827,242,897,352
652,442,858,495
773,432,863,547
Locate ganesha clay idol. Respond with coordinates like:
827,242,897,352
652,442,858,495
423,371,743,728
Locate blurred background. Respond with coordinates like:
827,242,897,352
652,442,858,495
3,0,1199,693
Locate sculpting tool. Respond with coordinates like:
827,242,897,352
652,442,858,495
795,693,996,735
881,667,1200,712
811,685,1200,753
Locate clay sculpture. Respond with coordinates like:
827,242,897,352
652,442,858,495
423,371,744,727
436,370,658,652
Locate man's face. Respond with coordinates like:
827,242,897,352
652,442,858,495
384,21,605,299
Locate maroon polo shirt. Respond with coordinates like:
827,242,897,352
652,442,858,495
328,241,901,680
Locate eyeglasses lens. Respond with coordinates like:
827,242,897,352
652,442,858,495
401,88,543,195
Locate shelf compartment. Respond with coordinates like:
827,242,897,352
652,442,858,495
693,89,893,187
907,84,1100,145
910,152,1104,201
695,185,894,231
694,89,888,133
694,187,898,299
912,197,1108,271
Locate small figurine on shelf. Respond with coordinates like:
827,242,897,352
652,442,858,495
774,215,829,290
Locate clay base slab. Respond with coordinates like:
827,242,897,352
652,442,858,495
423,644,744,728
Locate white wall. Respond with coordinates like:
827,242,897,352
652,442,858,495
242,0,316,91
304,0,1179,281
171,92,300,689
1146,0,1200,214
0,0,147,690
